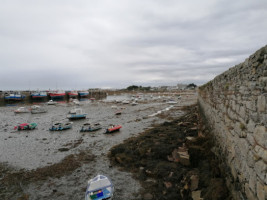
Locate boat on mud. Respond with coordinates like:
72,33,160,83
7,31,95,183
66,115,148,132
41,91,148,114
14,107,30,113
105,124,122,133
47,100,58,105
49,122,73,131
85,175,114,200
80,122,102,132
14,123,37,130
67,90,78,98
48,90,65,99
30,105,47,114
5,92,25,101
67,108,87,120
31,91,47,99
79,90,89,98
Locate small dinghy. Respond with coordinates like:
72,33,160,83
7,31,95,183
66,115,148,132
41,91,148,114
49,122,73,131
80,123,102,132
31,105,47,114
14,107,30,113
47,100,58,105
105,124,122,133
67,108,87,120
85,175,114,200
14,123,37,130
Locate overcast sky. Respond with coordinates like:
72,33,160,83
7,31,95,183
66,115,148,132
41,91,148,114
0,0,267,90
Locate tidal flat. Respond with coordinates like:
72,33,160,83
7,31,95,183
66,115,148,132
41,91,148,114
0,93,197,200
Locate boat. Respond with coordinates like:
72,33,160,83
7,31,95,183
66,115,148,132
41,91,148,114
31,91,47,99
4,92,25,101
67,91,78,98
49,122,73,131
166,100,177,104
105,124,122,133
14,107,30,113
14,123,37,130
48,90,65,99
80,122,102,132
47,100,58,105
79,90,89,98
131,101,138,106
85,175,114,200
122,100,130,104
31,105,47,114
115,110,122,115
67,108,87,119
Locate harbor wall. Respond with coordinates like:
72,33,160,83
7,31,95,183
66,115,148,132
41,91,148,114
198,45,267,199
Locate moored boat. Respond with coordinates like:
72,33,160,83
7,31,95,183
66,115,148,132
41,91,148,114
47,100,58,105
79,90,89,98
67,108,87,119
85,175,114,200
14,123,37,130
105,124,122,133
5,92,25,101
14,107,30,113
31,91,47,99
67,91,78,98
31,105,47,114
48,90,65,99
80,122,102,132
49,122,73,131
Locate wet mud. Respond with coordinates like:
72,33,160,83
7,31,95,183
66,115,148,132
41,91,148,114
0,93,199,200
109,105,231,200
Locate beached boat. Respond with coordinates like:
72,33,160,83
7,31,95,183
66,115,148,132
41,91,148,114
67,91,78,98
105,124,122,133
5,92,25,101
67,108,87,119
49,122,73,131
79,90,89,98
14,107,30,113
80,122,102,132
166,100,177,104
85,175,114,200
115,110,122,115
48,90,65,99
47,100,58,105
31,105,47,114
31,91,47,99
14,123,37,130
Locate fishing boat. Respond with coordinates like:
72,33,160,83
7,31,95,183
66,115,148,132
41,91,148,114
14,123,37,130
31,105,47,114
67,91,78,98
85,175,114,200
4,92,25,101
49,122,73,131
48,90,65,99
105,124,122,133
79,90,89,98
14,107,30,113
31,91,47,99
67,108,87,119
80,122,102,132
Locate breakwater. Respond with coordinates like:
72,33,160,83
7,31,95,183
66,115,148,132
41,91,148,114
198,45,267,199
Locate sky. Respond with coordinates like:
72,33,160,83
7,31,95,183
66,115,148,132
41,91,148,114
0,0,267,90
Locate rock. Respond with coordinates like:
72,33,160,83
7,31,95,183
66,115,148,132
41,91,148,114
164,181,172,188
192,190,202,200
143,193,153,200
190,175,199,191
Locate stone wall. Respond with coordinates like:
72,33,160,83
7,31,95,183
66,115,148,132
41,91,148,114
198,45,267,200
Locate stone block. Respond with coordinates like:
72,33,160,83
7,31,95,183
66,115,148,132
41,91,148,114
253,145,267,163
257,95,266,113
247,120,256,133
257,181,266,200
245,183,257,200
248,168,256,193
254,126,267,149
254,160,267,183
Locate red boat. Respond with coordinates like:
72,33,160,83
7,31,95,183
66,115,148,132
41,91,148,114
48,90,65,99
105,125,122,133
67,91,78,98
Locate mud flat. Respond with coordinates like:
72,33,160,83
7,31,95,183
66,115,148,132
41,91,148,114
0,93,198,200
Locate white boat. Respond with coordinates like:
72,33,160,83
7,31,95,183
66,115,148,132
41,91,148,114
166,100,177,104
85,175,114,200
31,105,47,114
14,107,30,113
67,108,87,119
47,100,57,105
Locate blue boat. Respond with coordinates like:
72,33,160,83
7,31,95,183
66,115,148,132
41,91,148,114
85,175,114,200
67,108,87,119
31,91,47,99
4,92,25,101
79,90,89,97
49,122,73,131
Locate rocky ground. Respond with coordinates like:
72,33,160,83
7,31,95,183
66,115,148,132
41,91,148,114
109,105,232,200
